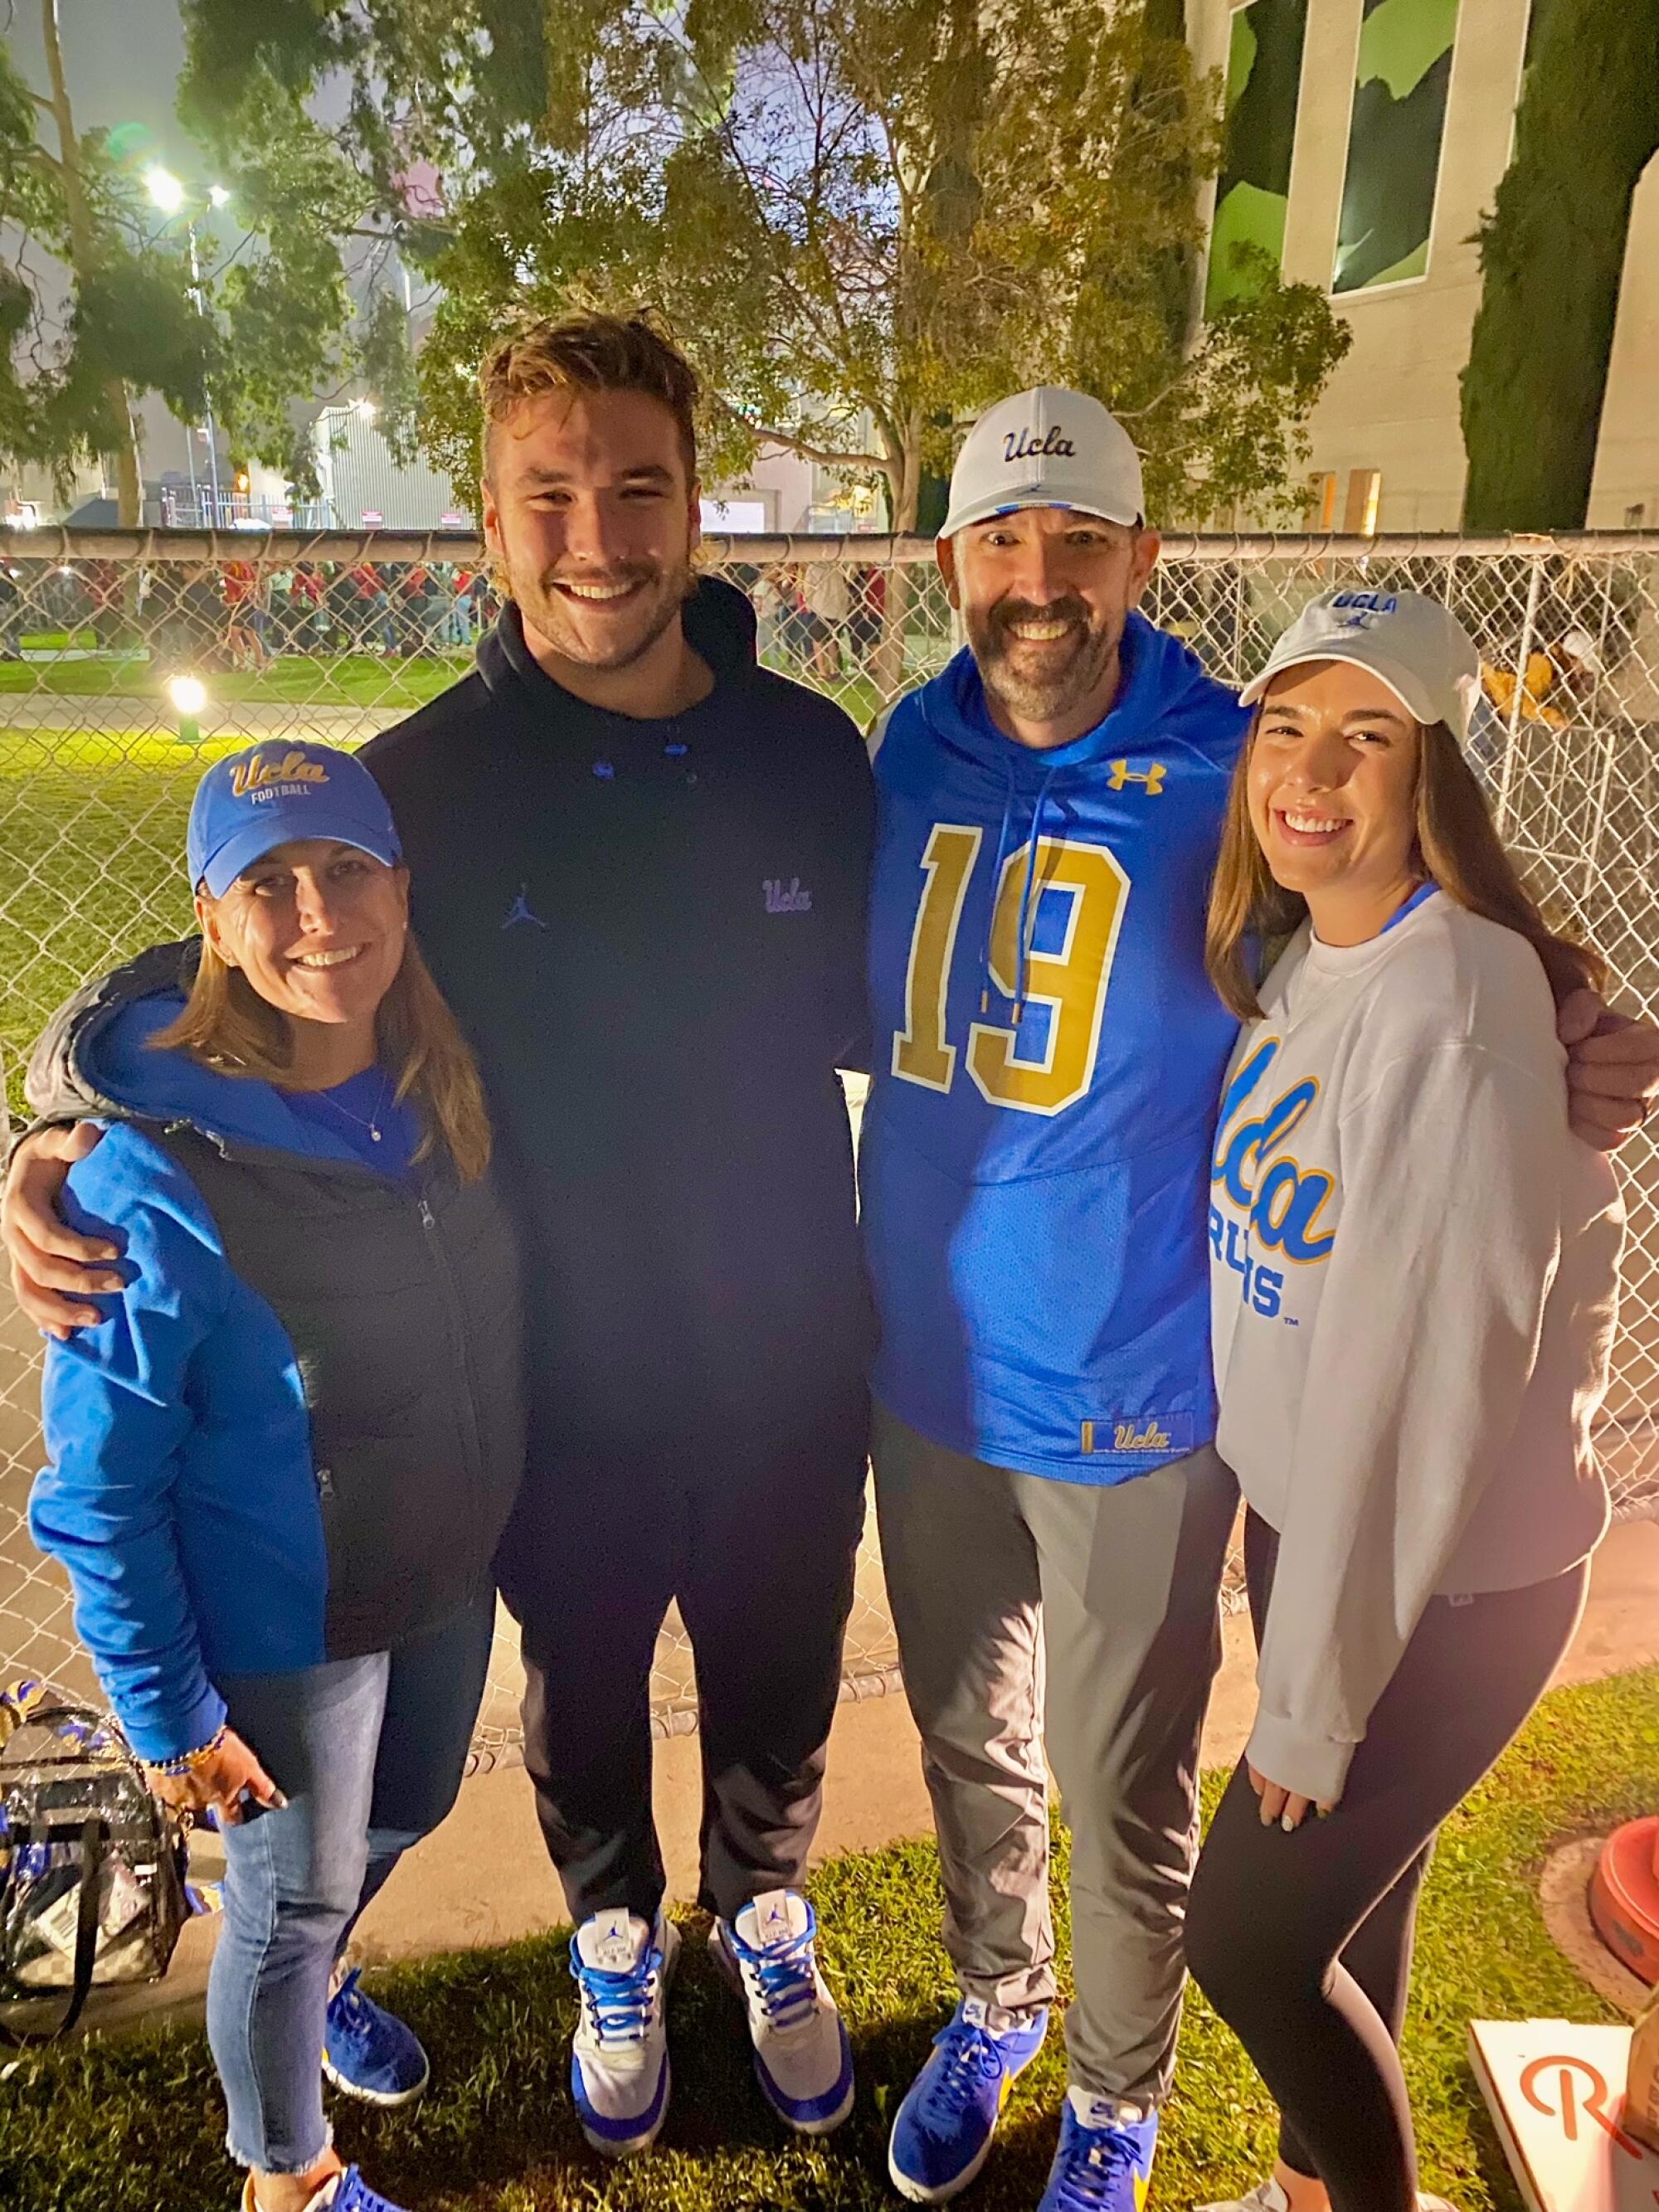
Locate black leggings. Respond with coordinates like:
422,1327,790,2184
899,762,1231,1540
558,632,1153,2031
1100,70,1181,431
1185,1510,1588,2212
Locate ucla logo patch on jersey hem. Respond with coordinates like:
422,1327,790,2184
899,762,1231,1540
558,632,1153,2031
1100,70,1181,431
1082,1414,1195,1456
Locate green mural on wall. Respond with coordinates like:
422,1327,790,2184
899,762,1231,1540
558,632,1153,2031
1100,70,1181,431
1205,0,1310,314
1333,0,1462,293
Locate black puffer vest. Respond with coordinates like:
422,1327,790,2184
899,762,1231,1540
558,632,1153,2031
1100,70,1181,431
158,1126,525,1655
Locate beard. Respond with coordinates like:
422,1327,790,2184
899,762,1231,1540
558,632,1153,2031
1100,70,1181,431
967,592,1124,729
508,549,697,673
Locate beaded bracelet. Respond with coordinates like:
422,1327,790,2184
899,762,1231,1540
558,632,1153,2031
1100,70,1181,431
148,1722,229,1779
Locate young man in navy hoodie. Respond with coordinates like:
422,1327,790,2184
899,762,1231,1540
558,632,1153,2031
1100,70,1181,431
4,317,868,2163
866,388,1659,2212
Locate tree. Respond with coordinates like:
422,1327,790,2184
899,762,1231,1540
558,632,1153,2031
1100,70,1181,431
0,0,375,525
180,0,1348,550
1461,0,1659,532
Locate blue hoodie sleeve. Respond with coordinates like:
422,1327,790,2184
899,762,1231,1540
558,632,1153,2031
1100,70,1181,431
29,1124,234,1763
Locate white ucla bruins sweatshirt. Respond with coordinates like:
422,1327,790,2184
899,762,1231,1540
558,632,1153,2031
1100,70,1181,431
1209,890,1622,1805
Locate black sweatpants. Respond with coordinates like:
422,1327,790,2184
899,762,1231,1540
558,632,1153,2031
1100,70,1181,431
494,1407,868,1927
1185,1510,1588,2212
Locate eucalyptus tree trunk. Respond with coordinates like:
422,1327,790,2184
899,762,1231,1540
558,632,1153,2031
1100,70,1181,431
41,0,142,525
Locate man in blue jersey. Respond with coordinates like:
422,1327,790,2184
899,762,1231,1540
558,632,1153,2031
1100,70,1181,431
866,388,1659,2212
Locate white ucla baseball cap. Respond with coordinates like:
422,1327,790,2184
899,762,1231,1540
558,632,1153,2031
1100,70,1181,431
940,387,1146,541
1239,589,1484,746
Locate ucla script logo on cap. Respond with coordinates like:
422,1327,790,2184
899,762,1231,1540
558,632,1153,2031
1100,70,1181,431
230,747,332,801
188,741,402,899
940,386,1146,540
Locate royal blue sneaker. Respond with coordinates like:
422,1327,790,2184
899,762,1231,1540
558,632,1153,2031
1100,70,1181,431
322,1968,430,2106
887,1997,1049,2204
1037,2093,1158,2212
710,1890,854,2134
568,1908,680,2156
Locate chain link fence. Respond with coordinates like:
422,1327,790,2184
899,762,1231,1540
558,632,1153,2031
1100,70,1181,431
1,529,1655,1762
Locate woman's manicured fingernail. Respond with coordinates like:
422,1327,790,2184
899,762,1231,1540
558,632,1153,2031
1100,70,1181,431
1282,1812,1297,1832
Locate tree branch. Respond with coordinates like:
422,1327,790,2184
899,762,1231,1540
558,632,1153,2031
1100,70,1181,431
712,392,885,471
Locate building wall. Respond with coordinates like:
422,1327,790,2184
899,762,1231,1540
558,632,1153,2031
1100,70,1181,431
314,406,473,530
1190,0,1659,533
1589,153,1659,529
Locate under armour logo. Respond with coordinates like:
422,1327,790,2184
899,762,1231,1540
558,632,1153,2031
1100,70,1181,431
1108,760,1166,795
763,877,813,914
502,884,547,931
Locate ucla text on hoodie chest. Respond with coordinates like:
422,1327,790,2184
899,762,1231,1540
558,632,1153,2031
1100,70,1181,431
886,811,1137,1118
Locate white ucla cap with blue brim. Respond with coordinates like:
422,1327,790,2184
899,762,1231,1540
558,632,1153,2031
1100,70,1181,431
940,387,1146,541
1240,590,1484,746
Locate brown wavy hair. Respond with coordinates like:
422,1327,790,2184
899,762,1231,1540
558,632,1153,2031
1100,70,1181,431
151,930,493,1183
478,311,700,484
1205,712,1605,1022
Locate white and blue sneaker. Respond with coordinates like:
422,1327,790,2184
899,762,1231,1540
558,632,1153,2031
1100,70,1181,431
888,1996,1048,2203
709,1889,854,2135
568,1907,679,2156
1037,2092,1158,2212
321,1967,431,2106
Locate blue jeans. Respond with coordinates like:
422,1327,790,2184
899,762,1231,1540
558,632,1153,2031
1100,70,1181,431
207,1591,494,2173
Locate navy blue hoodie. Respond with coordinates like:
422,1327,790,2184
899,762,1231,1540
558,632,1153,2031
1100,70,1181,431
361,580,874,1456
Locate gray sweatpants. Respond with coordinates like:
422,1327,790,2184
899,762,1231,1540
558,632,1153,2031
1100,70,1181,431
873,1403,1238,2109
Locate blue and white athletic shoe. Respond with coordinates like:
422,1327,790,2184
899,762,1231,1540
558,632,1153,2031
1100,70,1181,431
322,1968,431,2106
568,1908,680,2156
1036,2092,1158,2212
710,1890,854,2135
887,1997,1049,2203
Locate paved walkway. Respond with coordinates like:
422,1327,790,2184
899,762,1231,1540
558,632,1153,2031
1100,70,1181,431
0,693,406,741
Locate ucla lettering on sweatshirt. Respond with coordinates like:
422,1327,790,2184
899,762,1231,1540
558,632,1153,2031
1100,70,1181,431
863,611,1249,1482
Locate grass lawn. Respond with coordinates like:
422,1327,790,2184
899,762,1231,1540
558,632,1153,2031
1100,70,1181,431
1,739,207,1112
3,1665,1655,2212
0,654,892,1114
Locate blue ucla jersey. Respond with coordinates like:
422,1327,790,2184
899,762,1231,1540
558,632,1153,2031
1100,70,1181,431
863,610,1249,1482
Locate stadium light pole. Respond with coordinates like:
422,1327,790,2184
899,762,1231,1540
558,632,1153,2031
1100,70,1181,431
147,168,227,524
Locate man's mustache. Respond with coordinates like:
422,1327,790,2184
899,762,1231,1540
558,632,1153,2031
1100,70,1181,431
987,596,1092,643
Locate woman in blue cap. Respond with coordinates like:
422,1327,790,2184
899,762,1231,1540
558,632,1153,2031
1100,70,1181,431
29,741,526,2212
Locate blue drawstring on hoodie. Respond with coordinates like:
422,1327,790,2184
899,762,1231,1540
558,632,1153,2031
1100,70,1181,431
979,766,1019,1016
979,760,1063,1026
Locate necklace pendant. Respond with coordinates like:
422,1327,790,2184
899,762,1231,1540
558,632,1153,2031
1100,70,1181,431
371,1126,382,1142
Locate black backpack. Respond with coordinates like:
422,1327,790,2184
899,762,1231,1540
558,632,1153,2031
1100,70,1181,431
0,1693,191,2042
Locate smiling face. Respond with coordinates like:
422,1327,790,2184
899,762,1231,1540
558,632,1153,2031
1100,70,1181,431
940,506,1160,749
197,838,410,1042
1247,659,1423,936
480,386,700,673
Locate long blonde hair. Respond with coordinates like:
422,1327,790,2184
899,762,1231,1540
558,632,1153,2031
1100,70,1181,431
151,932,493,1183
1205,713,1605,1021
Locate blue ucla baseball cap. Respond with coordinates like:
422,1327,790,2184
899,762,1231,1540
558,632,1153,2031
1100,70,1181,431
187,741,402,897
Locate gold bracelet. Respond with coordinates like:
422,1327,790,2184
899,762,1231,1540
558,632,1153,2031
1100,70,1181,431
148,1722,228,1779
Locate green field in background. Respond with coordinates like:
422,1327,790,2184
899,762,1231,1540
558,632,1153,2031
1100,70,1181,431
0,655,888,1111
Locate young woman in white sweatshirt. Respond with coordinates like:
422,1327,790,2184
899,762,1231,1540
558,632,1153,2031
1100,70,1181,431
1183,591,1623,2212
